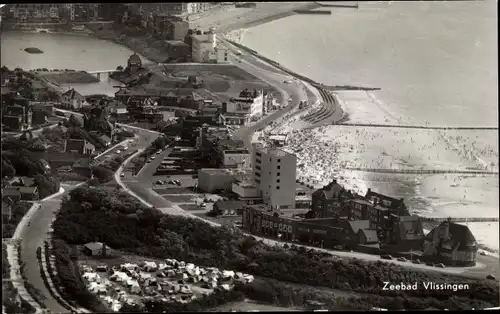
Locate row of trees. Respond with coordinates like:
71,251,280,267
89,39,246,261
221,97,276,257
52,187,499,311
2,149,60,199
50,239,109,312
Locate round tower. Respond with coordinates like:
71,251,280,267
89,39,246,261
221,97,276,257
208,27,216,48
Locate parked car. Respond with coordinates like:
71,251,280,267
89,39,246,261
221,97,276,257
150,156,155,160
155,180,164,185
412,259,421,264
480,251,488,256
156,150,162,155
120,173,125,178
380,255,393,260
435,263,446,268
116,150,121,154
397,257,407,262
486,274,496,280
199,203,207,208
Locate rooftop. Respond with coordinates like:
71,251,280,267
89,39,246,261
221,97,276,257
166,40,189,47
200,168,235,176
257,147,295,158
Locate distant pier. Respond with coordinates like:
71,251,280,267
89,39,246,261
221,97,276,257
417,216,499,223
294,9,332,15
337,123,498,131
343,167,499,175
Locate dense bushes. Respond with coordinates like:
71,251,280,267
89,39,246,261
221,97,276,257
53,187,499,310
2,244,10,279
2,202,32,238
35,173,60,199
120,288,245,313
91,154,127,183
51,239,108,312
2,148,60,198
2,281,36,314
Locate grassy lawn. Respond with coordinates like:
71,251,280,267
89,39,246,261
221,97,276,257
162,195,195,203
179,204,204,211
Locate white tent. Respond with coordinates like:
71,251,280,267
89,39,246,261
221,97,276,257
110,271,130,282
83,272,100,282
121,263,138,271
143,261,157,272
222,270,235,278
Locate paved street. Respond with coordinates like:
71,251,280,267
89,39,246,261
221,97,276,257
16,124,160,313
19,184,81,314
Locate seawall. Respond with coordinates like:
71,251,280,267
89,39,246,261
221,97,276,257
224,38,346,124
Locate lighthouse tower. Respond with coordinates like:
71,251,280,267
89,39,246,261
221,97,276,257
208,27,217,49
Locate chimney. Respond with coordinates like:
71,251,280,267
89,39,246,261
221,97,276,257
102,242,107,257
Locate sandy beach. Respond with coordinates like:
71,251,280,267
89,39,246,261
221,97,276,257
191,2,321,33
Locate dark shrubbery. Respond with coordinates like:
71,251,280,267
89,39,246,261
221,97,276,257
53,187,499,310
120,288,245,313
51,239,108,312
2,244,10,279
2,202,32,238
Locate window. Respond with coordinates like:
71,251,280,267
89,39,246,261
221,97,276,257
277,179,280,183
256,152,261,157
255,165,261,170
277,165,281,170
278,159,281,162
255,178,261,184
256,158,261,164
277,186,280,190
277,172,281,176
255,172,260,177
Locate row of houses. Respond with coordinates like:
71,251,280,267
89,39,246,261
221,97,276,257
193,136,478,267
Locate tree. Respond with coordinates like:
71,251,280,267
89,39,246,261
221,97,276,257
1,159,16,178
35,174,60,199
68,114,82,128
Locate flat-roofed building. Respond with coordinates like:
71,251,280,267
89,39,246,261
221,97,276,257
198,168,237,193
253,146,296,209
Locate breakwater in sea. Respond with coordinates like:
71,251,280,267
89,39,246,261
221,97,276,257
416,216,499,223
337,123,499,130
294,10,332,15
343,167,499,175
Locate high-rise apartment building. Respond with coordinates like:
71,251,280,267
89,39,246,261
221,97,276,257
252,145,297,209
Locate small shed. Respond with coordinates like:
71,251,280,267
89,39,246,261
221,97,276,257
83,242,111,257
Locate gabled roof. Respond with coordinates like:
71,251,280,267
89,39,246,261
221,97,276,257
20,177,36,187
84,242,108,251
31,80,46,90
3,187,22,197
128,53,141,64
359,229,379,243
62,88,84,100
425,222,477,251
313,180,344,200
19,186,37,194
66,138,86,153
347,220,370,234
365,189,405,209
